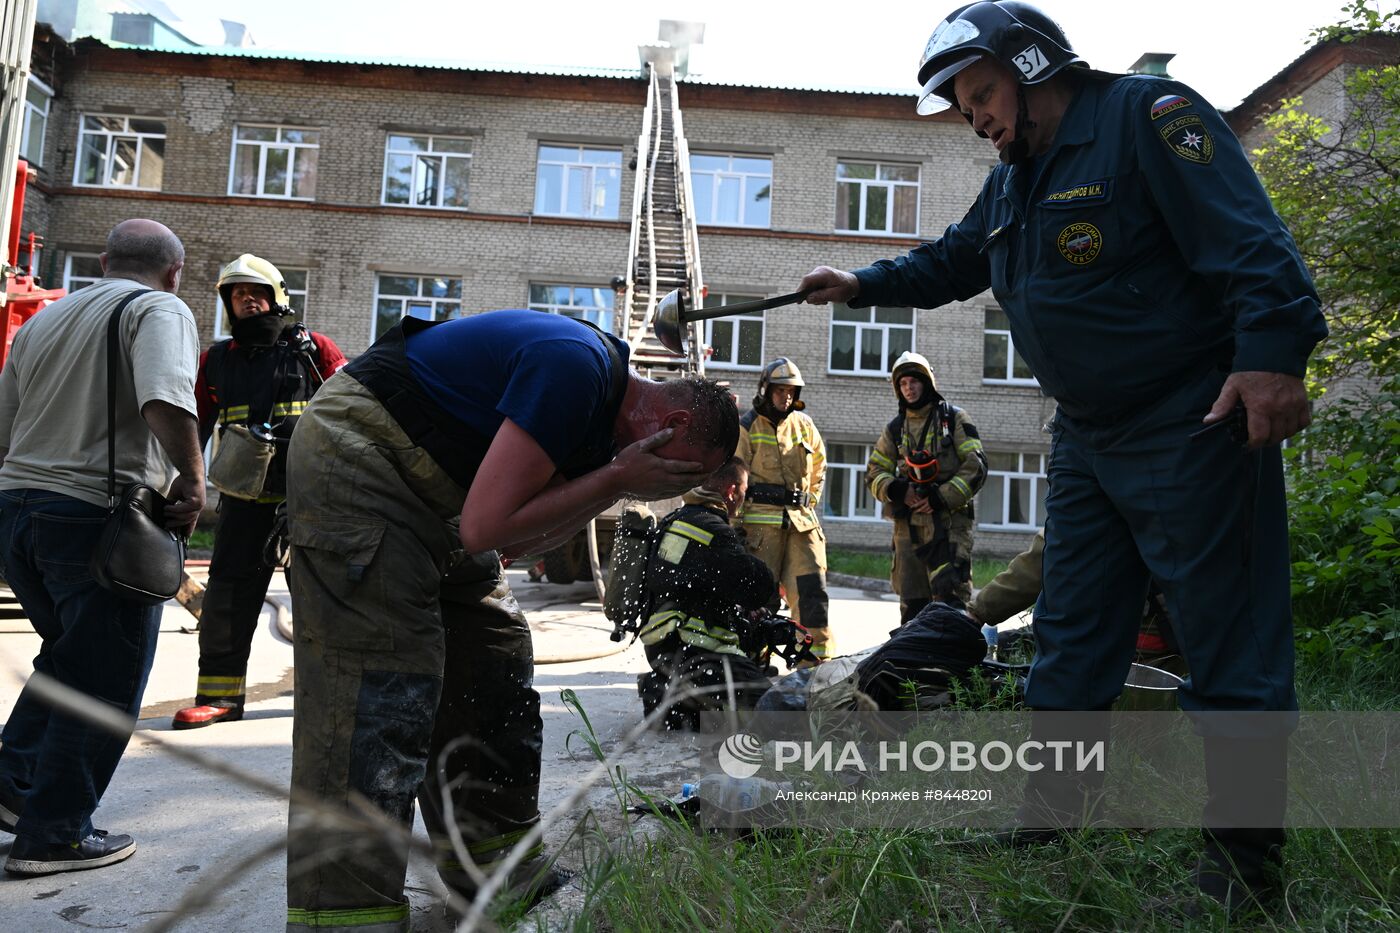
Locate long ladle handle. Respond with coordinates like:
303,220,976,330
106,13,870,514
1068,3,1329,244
679,289,813,323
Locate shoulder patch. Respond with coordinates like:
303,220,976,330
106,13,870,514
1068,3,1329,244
962,422,980,439
1150,94,1191,120
1159,114,1214,164
1042,180,1108,206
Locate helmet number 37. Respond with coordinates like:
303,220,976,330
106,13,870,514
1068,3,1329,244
1013,44,1049,79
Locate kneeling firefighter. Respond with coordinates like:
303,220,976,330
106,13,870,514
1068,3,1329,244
867,351,987,621
636,457,782,727
173,255,346,728
736,358,833,661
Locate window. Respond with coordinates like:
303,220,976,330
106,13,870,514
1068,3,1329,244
63,253,104,292
382,134,472,209
835,160,919,235
213,268,311,338
21,77,51,167
230,125,320,200
824,443,879,521
702,293,764,369
372,274,462,342
829,303,913,375
689,153,771,227
75,114,165,189
983,306,1037,384
528,284,614,334
533,145,621,219
977,452,1048,530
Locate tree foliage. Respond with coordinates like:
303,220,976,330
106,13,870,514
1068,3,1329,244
1251,1,1400,384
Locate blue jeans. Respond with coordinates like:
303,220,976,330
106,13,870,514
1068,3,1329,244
0,489,161,845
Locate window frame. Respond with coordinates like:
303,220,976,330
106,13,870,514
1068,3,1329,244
380,133,473,211
689,152,773,228
73,113,167,190
370,273,463,343
62,253,104,293
701,292,765,371
834,159,921,237
982,305,1039,386
213,267,311,339
228,123,322,201
823,441,881,522
977,451,1048,531
532,143,623,220
21,76,52,167
827,303,915,377
526,283,616,335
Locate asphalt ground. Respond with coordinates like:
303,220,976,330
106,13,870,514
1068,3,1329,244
0,568,905,931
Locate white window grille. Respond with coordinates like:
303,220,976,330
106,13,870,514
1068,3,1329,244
702,293,764,369
372,274,462,342
835,160,919,235
977,452,1048,530
533,144,621,219
983,306,1038,384
382,134,472,209
62,253,104,292
75,114,165,189
824,442,879,521
528,284,615,334
22,77,52,167
689,153,772,227
829,303,913,375
230,125,320,200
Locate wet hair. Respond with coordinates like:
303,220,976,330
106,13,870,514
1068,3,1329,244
662,377,741,459
104,220,184,276
702,456,748,494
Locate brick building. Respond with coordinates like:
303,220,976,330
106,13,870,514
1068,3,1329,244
18,26,1074,557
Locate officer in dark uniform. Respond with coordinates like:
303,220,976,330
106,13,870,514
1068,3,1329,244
172,255,345,728
798,1,1327,911
637,457,777,727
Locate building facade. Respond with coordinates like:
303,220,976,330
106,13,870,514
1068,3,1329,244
19,30,1065,556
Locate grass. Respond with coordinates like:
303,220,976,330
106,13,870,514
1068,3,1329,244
828,546,1009,590
188,529,215,550
544,642,1400,932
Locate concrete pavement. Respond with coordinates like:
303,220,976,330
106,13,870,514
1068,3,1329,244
0,569,901,930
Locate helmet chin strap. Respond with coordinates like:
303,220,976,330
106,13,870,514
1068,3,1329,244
1002,85,1037,165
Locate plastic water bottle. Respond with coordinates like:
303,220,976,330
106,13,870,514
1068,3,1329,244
679,774,791,812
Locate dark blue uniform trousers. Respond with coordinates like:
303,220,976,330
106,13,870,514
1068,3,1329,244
1028,369,1296,721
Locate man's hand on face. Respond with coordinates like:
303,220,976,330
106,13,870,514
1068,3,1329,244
1204,371,1312,449
798,266,860,306
613,428,714,499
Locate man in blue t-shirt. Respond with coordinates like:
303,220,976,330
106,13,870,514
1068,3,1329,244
284,309,737,929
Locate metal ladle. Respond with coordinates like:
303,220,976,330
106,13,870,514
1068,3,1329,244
653,288,813,356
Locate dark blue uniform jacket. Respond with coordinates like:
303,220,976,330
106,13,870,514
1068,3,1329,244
852,75,1327,424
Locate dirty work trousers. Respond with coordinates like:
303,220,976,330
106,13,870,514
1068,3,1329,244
1026,369,1293,872
285,373,543,933
742,523,831,659
642,635,770,720
890,508,975,621
194,496,279,708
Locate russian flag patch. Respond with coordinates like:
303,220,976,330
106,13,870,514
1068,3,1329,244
1151,94,1190,120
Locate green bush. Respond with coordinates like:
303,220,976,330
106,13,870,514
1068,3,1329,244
1286,376,1400,659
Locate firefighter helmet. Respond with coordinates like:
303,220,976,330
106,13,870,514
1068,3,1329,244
216,254,292,317
756,357,806,412
890,350,939,405
915,1,1084,116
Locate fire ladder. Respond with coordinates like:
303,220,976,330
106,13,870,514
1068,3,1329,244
619,63,705,378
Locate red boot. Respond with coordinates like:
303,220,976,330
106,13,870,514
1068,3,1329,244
171,704,244,729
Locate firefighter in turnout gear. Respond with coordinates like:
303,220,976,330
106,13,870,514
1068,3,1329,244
735,358,833,661
636,458,777,726
867,352,987,621
172,255,345,729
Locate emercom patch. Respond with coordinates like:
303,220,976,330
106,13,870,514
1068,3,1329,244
1159,114,1214,164
1043,180,1108,206
1057,222,1102,265
1150,94,1190,120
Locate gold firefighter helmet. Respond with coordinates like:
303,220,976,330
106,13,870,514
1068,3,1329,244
890,350,939,404
757,357,806,411
216,254,291,317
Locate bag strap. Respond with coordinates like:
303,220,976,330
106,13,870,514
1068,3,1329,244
105,288,155,506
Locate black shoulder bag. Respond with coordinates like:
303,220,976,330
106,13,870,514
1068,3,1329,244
87,289,187,605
